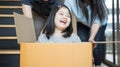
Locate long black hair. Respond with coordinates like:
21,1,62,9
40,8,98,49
42,4,73,39
77,0,108,23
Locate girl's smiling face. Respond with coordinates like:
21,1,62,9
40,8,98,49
54,7,71,31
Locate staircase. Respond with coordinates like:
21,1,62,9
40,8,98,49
0,0,22,67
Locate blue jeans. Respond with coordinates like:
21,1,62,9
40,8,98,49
77,22,107,65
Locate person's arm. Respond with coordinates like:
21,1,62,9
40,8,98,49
89,23,100,48
89,23,100,42
22,4,33,18
89,14,102,42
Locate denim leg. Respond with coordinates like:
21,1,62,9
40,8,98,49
77,23,90,42
77,22,107,65
93,24,107,65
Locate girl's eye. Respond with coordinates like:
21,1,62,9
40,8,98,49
66,15,70,18
59,13,63,15
59,12,70,18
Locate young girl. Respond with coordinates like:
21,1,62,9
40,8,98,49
38,5,81,43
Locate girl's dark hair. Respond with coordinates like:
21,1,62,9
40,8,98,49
42,4,73,39
77,0,108,23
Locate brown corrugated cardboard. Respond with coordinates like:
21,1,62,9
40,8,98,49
14,12,36,43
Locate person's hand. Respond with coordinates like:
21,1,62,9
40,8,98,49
88,38,96,49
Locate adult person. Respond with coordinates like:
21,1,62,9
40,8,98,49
21,0,62,39
64,0,108,67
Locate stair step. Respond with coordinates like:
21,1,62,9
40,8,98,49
0,0,20,1
0,6,22,8
0,14,14,17
0,25,15,27
0,50,19,54
0,36,17,39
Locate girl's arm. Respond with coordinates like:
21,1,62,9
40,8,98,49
22,4,33,18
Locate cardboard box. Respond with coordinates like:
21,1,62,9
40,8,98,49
20,43,92,67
